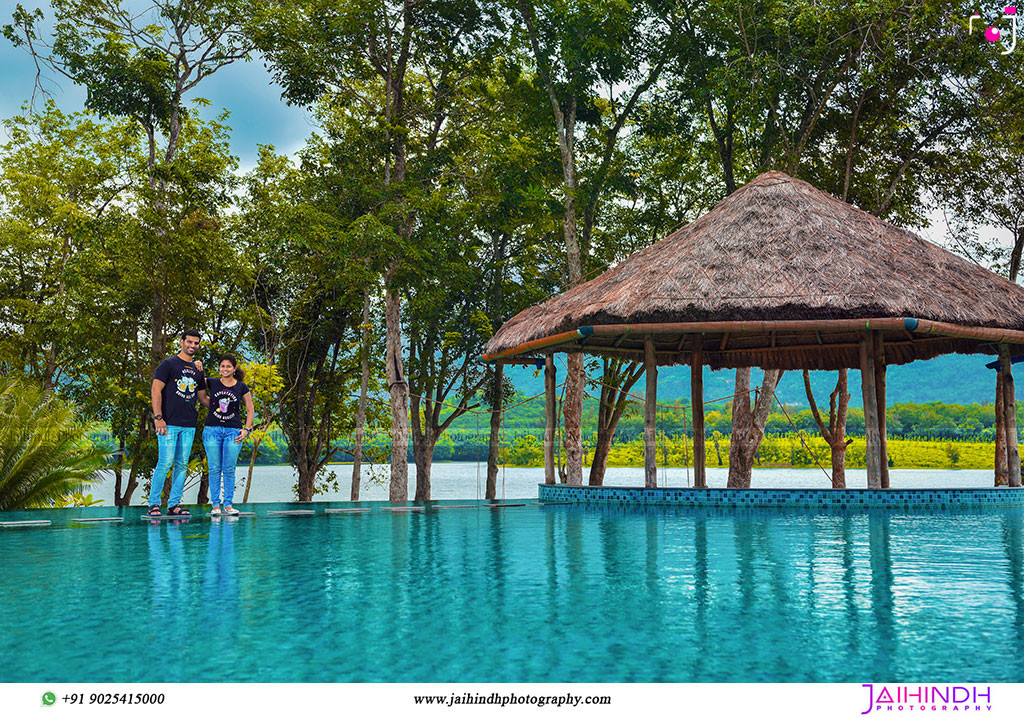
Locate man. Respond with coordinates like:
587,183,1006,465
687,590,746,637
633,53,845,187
147,330,207,516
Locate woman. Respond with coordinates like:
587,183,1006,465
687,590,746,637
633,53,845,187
202,354,254,515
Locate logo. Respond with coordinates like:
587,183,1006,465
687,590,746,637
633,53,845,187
970,6,1017,54
860,684,992,713
218,397,231,413
176,376,197,394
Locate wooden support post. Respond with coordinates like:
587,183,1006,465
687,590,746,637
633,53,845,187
996,371,1008,486
692,335,706,488
873,332,890,489
999,344,1021,488
544,355,556,486
860,332,882,489
644,337,658,488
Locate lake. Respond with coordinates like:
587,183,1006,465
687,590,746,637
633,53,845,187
84,463,1001,505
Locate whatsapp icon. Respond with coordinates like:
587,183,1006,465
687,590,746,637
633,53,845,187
42,692,56,706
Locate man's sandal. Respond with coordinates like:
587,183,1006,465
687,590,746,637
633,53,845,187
147,506,161,517
166,505,191,516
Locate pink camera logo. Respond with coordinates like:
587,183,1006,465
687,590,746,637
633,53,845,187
971,6,1018,53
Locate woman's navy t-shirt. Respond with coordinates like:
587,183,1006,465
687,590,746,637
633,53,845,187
205,378,250,428
154,357,207,427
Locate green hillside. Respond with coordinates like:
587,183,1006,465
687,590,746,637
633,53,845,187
502,353,1017,407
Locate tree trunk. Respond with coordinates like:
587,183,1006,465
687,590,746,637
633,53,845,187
996,371,1008,487
563,354,584,485
727,368,783,488
589,359,642,486
999,345,1021,487
197,472,209,505
113,437,125,506
643,338,658,488
385,285,410,502
243,435,262,503
803,368,851,489
486,363,504,500
829,443,847,490
589,431,614,487
413,431,435,502
860,333,882,489
297,458,315,502
117,411,149,506
350,290,372,501
874,333,889,488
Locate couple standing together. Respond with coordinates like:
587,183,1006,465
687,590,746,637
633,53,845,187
147,330,255,517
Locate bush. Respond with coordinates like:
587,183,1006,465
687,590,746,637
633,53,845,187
0,377,108,510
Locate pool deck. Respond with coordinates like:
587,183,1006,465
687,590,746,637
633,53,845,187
538,484,1024,509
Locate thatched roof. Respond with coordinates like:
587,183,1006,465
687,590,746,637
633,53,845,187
484,171,1024,370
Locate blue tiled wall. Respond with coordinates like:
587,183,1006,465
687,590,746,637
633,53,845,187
538,484,1024,509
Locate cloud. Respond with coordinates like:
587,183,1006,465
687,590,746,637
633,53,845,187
0,25,310,166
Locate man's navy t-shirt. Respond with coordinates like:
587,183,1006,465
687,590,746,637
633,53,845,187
205,378,250,429
154,357,207,427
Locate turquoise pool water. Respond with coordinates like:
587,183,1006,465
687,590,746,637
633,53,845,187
2,501,1023,682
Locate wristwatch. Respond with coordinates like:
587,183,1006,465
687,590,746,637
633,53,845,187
154,414,163,421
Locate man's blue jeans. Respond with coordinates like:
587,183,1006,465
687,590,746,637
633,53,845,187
148,425,195,508
203,426,243,506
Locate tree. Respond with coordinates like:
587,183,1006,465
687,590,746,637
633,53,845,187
6,0,253,505
802,369,852,488
728,368,783,488
253,0,501,501
515,0,686,485
589,358,643,485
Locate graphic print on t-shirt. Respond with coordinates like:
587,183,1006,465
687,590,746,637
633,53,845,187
175,375,198,396
204,378,248,428
154,357,206,427
212,388,238,422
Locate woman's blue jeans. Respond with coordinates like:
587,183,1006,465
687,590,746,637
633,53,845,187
203,426,243,506
148,425,195,508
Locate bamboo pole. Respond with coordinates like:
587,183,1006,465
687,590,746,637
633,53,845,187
692,335,706,488
644,337,658,488
860,333,882,488
544,355,556,486
999,344,1021,487
995,371,1008,487
873,332,890,489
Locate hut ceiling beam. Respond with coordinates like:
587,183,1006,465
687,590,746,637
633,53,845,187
482,317,1024,364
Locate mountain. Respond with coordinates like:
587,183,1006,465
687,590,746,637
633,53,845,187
503,352,1019,407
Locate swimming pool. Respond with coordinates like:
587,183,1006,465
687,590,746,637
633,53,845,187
1,501,1023,682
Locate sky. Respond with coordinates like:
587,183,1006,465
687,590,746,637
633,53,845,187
0,1,313,170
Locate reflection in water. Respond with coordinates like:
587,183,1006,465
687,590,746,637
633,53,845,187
147,520,186,636
1002,513,1024,657
868,512,895,679
840,516,861,654
201,518,239,636
692,515,709,680
485,508,509,630
12,503,1024,682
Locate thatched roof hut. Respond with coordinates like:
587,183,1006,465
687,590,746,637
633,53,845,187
483,171,1024,370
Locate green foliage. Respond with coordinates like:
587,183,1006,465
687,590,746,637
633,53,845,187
50,491,104,508
0,377,107,510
